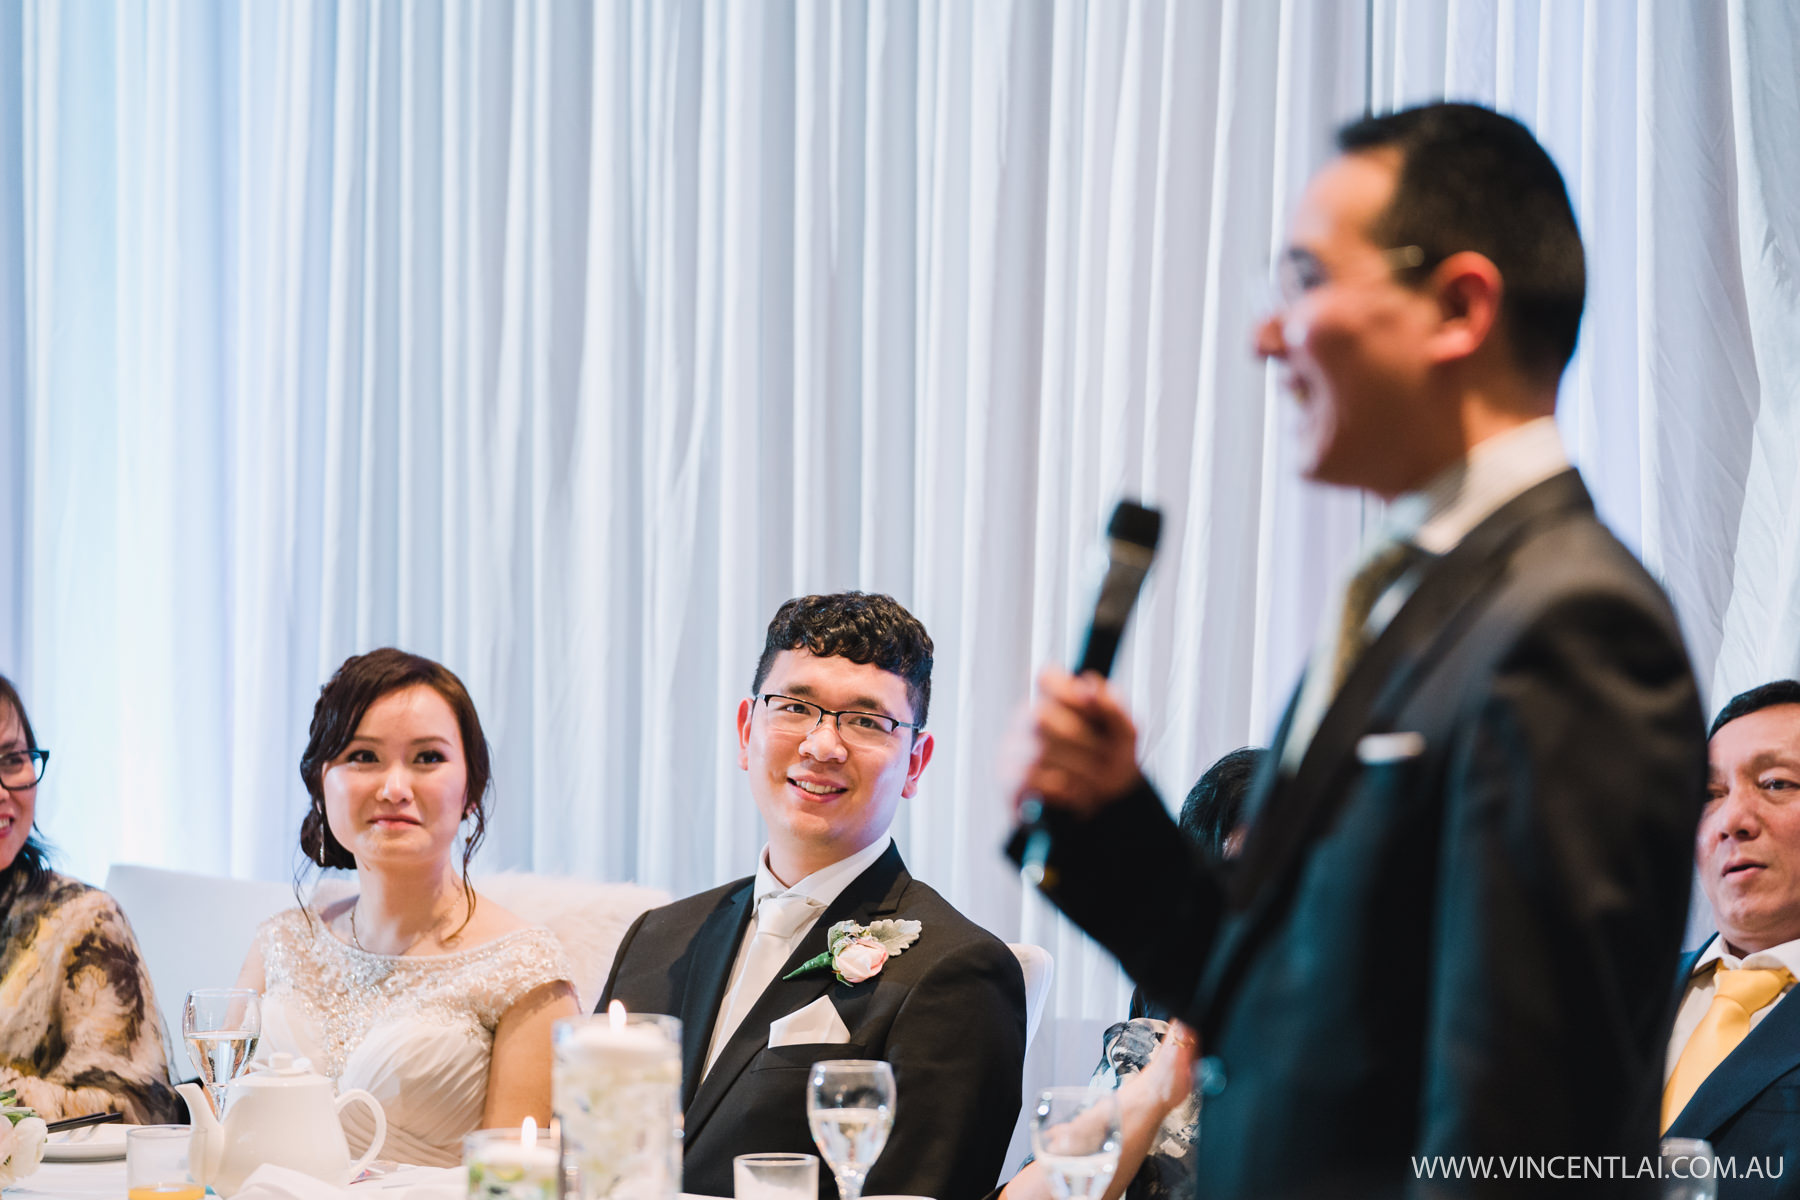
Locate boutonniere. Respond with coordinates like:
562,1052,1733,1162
784,918,922,985
0,1089,49,1188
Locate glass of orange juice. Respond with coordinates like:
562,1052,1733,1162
126,1126,202,1200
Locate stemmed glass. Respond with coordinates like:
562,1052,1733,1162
1030,1086,1122,1200
805,1059,894,1200
182,988,261,1116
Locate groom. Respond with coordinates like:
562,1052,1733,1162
600,592,1027,1200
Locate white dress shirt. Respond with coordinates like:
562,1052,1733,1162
701,833,894,1076
1282,416,1572,771
1664,934,1800,1082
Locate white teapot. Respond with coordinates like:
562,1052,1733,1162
176,1054,387,1198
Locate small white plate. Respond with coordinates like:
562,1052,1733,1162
42,1121,131,1162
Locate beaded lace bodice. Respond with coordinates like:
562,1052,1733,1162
256,907,573,1167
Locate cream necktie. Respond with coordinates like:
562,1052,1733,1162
1661,964,1793,1131
703,893,823,1075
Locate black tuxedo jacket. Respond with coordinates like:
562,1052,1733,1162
1027,470,1707,1198
599,842,1026,1200
1666,937,1800,1198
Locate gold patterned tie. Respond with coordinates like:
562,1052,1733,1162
1661,964,1793,1131
1328,539,1424,693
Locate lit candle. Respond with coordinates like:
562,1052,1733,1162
464,1119,560,1200
554,1005,683,1200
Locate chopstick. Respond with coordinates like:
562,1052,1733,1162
45,1112,122,1133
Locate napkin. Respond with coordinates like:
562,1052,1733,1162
234,1163,463,1200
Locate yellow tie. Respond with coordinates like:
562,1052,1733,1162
1661,964,1793,1131
1329,539,1424,693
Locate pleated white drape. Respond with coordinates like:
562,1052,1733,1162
3,0,1797,1093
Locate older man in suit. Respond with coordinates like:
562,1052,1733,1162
603,592,1026,1200
1007,103,1706,1197
1663,681,1800,1197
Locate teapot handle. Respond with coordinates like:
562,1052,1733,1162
335,1088,389,1181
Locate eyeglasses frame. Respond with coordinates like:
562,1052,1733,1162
752,693,922,743
0,748,49,789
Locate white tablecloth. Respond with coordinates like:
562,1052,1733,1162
8,1160,726,1200
5,1160,465,1200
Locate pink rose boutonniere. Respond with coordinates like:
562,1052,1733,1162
784,918,923,986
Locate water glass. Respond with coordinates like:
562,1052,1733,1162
1030,1087,1122,1200
126,1126,201,1200
806,1059,895,1200
182,988,261,1116
734,1152,819,1200
1660,1137,1718,1200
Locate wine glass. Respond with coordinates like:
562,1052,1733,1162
805,1059,894,1200
183,988,261,1116
1030,1086,1122,1200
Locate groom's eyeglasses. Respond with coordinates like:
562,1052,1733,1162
754,694,919,748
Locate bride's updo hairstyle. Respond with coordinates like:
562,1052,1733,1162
298,648,494,889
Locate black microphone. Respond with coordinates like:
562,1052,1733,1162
1017,499,1163,888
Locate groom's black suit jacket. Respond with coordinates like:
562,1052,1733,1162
600,842,1026,1200
1665,936,1800,1199
1028,470,1707,1198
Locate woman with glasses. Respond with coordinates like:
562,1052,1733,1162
0,674,184,1124
235,648,578,1167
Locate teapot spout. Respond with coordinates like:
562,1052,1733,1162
174,1083,222,1185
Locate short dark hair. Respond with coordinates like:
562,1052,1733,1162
751,593,934,727
0,673,52,894
1709,680,1800,740
1336,102,1585,382
298,650,492,928
1179,747,1266,859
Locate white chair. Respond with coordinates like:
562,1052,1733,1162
312,871,669,1013
104,863,296,1060
464,872,669,1012
1008,942,1054,1051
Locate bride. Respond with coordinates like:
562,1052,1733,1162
236,649,578,1166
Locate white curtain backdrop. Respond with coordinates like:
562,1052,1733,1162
4,0,1798,1095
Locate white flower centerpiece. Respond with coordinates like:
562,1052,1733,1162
0,1090,49,1190
553,1004,683,1200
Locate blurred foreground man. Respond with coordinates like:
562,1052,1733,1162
1663,681,1800,1198
1008,103,1705,1197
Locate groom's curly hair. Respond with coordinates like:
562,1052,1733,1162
752,593,934,727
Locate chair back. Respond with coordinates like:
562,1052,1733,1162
104,863,296,1062
1007,942,1055,1051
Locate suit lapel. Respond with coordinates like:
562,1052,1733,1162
1669,968,1800,1139
1202,471,1594,1009
684,845,909,1145
675,882,755,1110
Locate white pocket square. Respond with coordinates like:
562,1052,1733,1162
1356,731,1426,763
769,995,852,1047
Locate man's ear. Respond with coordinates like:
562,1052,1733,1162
900,730,935,799
736,698,755,771
1425,250,1503,366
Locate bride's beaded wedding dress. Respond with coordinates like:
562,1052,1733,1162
254,908,574,1167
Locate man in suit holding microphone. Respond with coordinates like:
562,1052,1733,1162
1007,102,1706,1197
